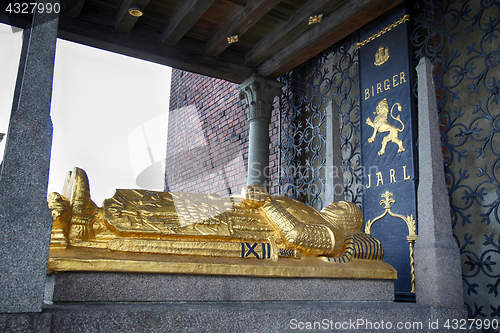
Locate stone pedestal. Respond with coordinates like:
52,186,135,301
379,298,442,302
237,75,284,187
414,57,464,307
49,272,394,303
0,0,59,313
0,302,470,332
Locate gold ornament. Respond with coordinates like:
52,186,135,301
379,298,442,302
47,167,396,280
366,98,406,156
365,191,417,292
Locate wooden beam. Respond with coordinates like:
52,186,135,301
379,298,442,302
205,0,282,57
58,17,255,83
115,0,150,33
244,0,336,67
224,0,247,6
257,0,404,78
62,0,86,18
162,0,215,45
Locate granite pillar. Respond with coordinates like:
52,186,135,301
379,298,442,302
0,0,59,313
325,100,344,203
414,57,464,307
237,75,284,187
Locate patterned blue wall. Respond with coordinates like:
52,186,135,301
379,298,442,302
278,0,499,316
279,36,361,210
411,0,499,319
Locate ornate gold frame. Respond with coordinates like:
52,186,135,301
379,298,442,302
364,190,418,292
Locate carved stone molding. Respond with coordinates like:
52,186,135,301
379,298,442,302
237,75,284,123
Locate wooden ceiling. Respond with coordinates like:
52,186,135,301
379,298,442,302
3,0,403,83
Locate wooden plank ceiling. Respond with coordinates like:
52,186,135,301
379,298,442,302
6,0,404,83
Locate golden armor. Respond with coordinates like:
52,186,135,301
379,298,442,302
47,167,395,279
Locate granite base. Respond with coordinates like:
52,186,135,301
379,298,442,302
50,272,395,302
0,302,470,333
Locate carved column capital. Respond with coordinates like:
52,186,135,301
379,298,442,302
237,75,284,123
237,75,283,187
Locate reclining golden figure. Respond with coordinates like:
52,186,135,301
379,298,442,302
47,168,391,277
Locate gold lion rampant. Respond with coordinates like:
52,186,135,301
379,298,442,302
366,98,405,156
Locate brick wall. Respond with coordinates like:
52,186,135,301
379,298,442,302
165,69,280,197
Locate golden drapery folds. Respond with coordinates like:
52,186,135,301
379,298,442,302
47,167,396,279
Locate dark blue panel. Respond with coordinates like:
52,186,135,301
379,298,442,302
359,5,417,295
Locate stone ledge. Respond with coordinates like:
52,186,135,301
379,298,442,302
1,302,470,333
51,272,395,302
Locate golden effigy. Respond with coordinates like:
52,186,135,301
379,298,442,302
47,167,396,279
